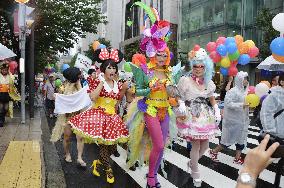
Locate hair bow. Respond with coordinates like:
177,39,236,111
99,48,120,62
140,20,170,57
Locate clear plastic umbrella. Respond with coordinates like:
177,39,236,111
257,55,284,71
0,43,16,60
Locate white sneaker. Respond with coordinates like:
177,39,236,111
193,179,202,187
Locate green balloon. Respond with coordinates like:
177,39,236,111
228,51,240,61
55,79,62,88
124,62,132,72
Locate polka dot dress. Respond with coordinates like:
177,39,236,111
69,77,129,144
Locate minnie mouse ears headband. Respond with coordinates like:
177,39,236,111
94,48,124,64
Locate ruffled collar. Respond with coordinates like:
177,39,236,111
103,80,119,94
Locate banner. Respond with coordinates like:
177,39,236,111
74,53,92,72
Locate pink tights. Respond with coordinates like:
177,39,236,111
144,113,169,186
190,140,209,179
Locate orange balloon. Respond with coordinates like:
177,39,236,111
92,41,100,51
235,35,244,45
239,43,249,54
260,81,271,88
272,53,284,63
15,0,29,3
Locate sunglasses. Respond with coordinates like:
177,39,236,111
156,53,168,58
193,65,205,69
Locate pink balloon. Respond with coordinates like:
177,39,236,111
248,86,256,94
209,51,221,63
248,46,259,58
206,42,217,53
228,66,238,76
216,37,226,46
193,44,200,51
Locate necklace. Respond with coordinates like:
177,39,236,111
154,68,166,72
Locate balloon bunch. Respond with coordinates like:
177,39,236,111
207,35,259,76
245,82,270,108
92,40,106,51
44,64,56,75
270,37,284,63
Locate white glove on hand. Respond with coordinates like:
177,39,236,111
213,104,221,125
178,100,187,115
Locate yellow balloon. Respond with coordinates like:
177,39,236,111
220,57,231,68
92,41,100,51
245,40,255,49
245,94,260,108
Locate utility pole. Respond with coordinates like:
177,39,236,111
28,24,34,118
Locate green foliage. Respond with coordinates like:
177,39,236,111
256,9,279,60
84,37,111,62
123,40,140,62
70,53,78,67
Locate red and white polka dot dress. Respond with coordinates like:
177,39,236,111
69,77,129,145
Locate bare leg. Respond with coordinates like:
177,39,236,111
76,135,86,166
63,124,72,162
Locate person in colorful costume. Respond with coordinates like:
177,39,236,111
126,20,179,188
50,67,91,167
176,46,220,187
69,48,129,184
0,61,20,127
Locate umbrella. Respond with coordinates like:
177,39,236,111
0,43,16,60
257,55,284,71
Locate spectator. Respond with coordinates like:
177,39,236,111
43,74,56,118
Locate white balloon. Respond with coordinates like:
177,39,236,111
272,13,284,32
255,83,270,98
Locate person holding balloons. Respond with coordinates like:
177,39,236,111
176,46,220,187
210,71,250,165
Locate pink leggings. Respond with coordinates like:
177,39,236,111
190,140,209,179
144,113,169,185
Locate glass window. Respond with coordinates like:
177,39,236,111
203,1,214,27
212,30,226,41
199,33,211,47
214,0,225,25
188,36,200,50
188,5,202,32
245,0,256,25
227,28,241,37
180,38,189,53
264,0,283,10
227,0,242,25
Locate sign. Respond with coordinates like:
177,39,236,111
74,54,92,72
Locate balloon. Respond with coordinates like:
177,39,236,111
238,43,249,54
260,80,271,88
92,41,100,51
248,86,255,94
98,44,106,49
225,37,236,46
272,13,284,33
228,66,238,76
220,57,231,68
220,67,228,76
193,44,200,51
216,37,226,45
231,60,238,66
245,40,255,49
61,64,70,72
272,53,284,63
270,37,284,56
206,42,217,52
228,51,240,61
227,43,238,54
170,52,174,60
245,94,260,108
235,35,244,45
55,79,62,88
255,83,270,98
216,44,227,56
238,54,250,65
124,62,132,72
248,46,259,58
260,95,268,103
209,51,221,63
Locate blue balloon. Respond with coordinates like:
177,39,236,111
217,44,227,56
227,43,238,54
238,54,250,65
270,37,284,56
98,44,106,49
61,64,70,72
225,37,236,46
220,67,228,76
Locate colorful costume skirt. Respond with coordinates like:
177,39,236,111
69,108,129,145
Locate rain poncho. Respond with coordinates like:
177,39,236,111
221,71,249,146
260,86,284,138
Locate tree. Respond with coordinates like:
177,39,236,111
256,9,279,60
84,37,111,62
123,40,140,62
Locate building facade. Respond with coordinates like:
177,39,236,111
179,0,284,84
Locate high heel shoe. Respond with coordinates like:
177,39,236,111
146,176,157,188
91,160,101,177
105,168,115,184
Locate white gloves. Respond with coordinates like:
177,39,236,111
213,104,221,125
178,100,187,114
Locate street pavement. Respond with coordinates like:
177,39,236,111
45,115,284,188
